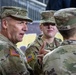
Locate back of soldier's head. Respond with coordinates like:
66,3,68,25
54,8,76,39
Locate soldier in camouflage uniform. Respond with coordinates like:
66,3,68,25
0,6,34,75
43,8,76,75
25,10,62,75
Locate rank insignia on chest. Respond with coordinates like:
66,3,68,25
27,54,34,62
10,48,19,57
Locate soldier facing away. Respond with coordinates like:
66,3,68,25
43,8,76,75
0,6,34,75
25,10,62,75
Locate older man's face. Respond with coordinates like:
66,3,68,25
2,17,28,44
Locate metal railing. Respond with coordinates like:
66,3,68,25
37,0,49,4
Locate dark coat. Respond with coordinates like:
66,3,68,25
46,0,71,10
70,0,76,7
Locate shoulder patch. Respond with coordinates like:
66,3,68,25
27,54,35,63
10,48,19,57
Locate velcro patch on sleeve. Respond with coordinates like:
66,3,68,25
10,48,19,57
27,54,34,62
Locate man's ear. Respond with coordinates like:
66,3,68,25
2,19,8,29
39,24,43,31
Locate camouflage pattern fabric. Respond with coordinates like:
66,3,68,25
0,34,31,75
0,6,32,22
43,40,76,75
25,35,62,75
43,8,76,75
40,10,56,24
54,8,76,30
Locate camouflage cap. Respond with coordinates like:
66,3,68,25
0,6,32,22
40,10,56,24
54,8,76,30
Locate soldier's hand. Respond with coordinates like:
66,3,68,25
37,42,49,64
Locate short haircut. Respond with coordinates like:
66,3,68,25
59,27,76,39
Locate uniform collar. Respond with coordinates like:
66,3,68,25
61,40,76,45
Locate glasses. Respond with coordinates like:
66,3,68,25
42,23,56,26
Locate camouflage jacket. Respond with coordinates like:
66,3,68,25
43,40,76,75
25,35,62,75
0,34,33,75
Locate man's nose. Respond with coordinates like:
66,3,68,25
23,24,28,31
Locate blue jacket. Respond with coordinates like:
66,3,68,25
46,0,71,10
